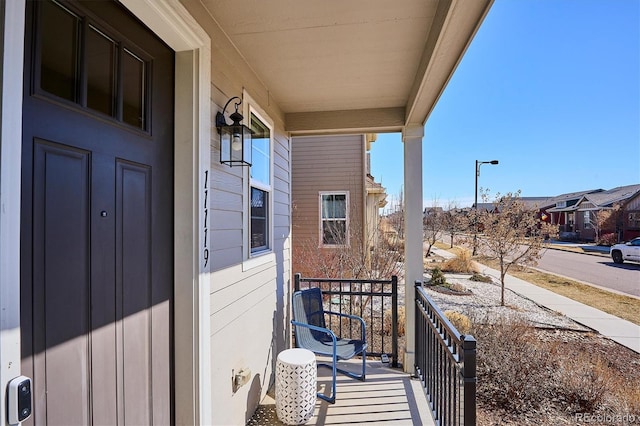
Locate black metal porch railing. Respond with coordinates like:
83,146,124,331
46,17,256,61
415,281,477,426
294,273,399,368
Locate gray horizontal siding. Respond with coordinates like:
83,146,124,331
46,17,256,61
185,4,292,422
209,115,291,273
210,263,277,334
210,210,242,230
210,133,244,270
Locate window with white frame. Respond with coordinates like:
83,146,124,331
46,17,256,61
583,211,592,229
250,112,271,253
320,192,349,246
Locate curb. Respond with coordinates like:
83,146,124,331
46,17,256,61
545,245,610,258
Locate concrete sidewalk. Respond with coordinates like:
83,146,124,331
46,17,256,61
431,247,640,354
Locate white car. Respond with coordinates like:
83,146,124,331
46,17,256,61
610,237,640,264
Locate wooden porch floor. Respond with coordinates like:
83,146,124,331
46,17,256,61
247,358,435,426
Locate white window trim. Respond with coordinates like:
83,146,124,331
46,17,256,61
242,90,274,262
584,210,592,229
319,191,350,248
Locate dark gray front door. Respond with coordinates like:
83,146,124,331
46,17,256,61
21,1,174,424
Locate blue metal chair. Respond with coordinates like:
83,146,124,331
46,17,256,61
291,288,367,404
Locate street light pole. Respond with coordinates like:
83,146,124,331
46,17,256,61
473,159,499,256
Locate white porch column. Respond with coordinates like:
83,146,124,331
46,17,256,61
402,125,423,372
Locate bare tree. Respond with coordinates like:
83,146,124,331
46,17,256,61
441,202,469,248
295,206,403,280
423,203,443,256
477,190,554,306
588,204,621,243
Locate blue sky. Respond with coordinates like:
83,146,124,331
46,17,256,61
369,0,640,210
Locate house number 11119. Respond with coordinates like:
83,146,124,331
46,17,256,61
203,170,209,268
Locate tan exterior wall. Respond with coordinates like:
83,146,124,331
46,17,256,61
365,190,385,253
291,134,365,277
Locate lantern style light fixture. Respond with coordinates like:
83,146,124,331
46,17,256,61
216,96,252,167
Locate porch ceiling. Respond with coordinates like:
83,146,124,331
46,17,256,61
199,0,493,135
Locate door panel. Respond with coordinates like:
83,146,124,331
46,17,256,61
33,140,91,426
21,1,174,424
118,161,152,426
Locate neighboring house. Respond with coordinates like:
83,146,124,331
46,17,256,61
0,1,493,425
620,190,640,241
424,206,444,216
474,197,550,234
366,175,389,256
475,197,550,213
475,188,640,243
365,136,389,247
573,184,640,241
519,197,553,217
291,134,387,277
474,202,499,213
543,189,603,234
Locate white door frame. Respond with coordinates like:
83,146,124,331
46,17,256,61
0,0,26,421
119,1,212,424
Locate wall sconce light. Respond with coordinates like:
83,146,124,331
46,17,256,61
215,96,252,167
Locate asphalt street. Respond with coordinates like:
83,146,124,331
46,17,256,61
439,235,639,298
536,248,639,298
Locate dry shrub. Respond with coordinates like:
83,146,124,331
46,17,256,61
470,273,492,283
447,282,469,293
383,305,405,337
386,236,404,255
597,232,617,246
623,385,640,413
472,318,638,418
442,249,475,273
326,311,364,340
444,310,472,334
473,320,553,413
396,305,405,336
558,357,609,412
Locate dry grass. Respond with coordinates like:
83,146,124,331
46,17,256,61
546,244,588,254
444,310,472,334
434,241,452,250
441,248,476,273
475,256,640,326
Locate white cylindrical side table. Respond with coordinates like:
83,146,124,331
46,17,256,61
275,348,317,425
